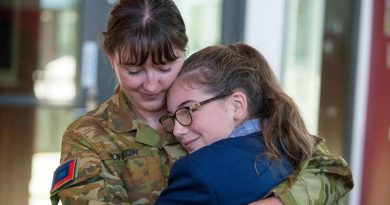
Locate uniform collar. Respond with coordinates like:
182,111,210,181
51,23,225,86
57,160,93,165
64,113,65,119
107,86,179,147
107,86,138,132
135,123,178,147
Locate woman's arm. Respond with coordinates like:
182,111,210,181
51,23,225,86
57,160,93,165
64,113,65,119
253,136,354,205
50,129,129,205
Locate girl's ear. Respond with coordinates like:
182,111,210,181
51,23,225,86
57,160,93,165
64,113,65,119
231,91,248,121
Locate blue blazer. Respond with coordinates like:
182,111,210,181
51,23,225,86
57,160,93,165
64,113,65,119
155,132,293,205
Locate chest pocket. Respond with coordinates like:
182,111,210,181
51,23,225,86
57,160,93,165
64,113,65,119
119,148,166,204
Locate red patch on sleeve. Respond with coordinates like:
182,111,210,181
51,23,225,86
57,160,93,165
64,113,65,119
50,159,77,193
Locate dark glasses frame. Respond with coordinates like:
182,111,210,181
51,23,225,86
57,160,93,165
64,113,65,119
159,92,233,132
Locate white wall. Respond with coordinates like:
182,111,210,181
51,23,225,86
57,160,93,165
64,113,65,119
244,0,286,80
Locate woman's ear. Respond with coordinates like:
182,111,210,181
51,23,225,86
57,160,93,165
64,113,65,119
107,54,116,70
231,91,248,121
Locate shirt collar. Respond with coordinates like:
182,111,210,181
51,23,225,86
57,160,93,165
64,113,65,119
107,86,138,132
135,123,178,147
229,118,261,138
107,86,178,147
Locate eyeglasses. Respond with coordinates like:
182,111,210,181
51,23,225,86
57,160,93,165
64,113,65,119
159,92,233,133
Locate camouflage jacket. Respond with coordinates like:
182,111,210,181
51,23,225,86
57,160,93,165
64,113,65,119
50,88,187,205
271,136,354,204
50,88,353,205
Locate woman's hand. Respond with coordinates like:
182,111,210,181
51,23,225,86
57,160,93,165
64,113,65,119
248,196,283,205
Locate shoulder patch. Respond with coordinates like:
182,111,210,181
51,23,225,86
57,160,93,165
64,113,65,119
50,159,77,193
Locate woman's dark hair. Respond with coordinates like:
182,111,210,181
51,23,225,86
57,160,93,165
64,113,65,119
102,0,188,65
177,43,315,168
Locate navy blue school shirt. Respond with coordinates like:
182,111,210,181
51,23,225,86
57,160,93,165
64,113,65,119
155,132,293,205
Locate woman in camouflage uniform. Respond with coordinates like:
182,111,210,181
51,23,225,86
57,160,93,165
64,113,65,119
50,0,353,204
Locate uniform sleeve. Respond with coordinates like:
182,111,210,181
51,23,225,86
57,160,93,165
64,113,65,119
155,157,218,205
271,136,354,205
50,128,130,205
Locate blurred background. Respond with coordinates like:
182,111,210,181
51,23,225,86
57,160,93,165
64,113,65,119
0,0,388,204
